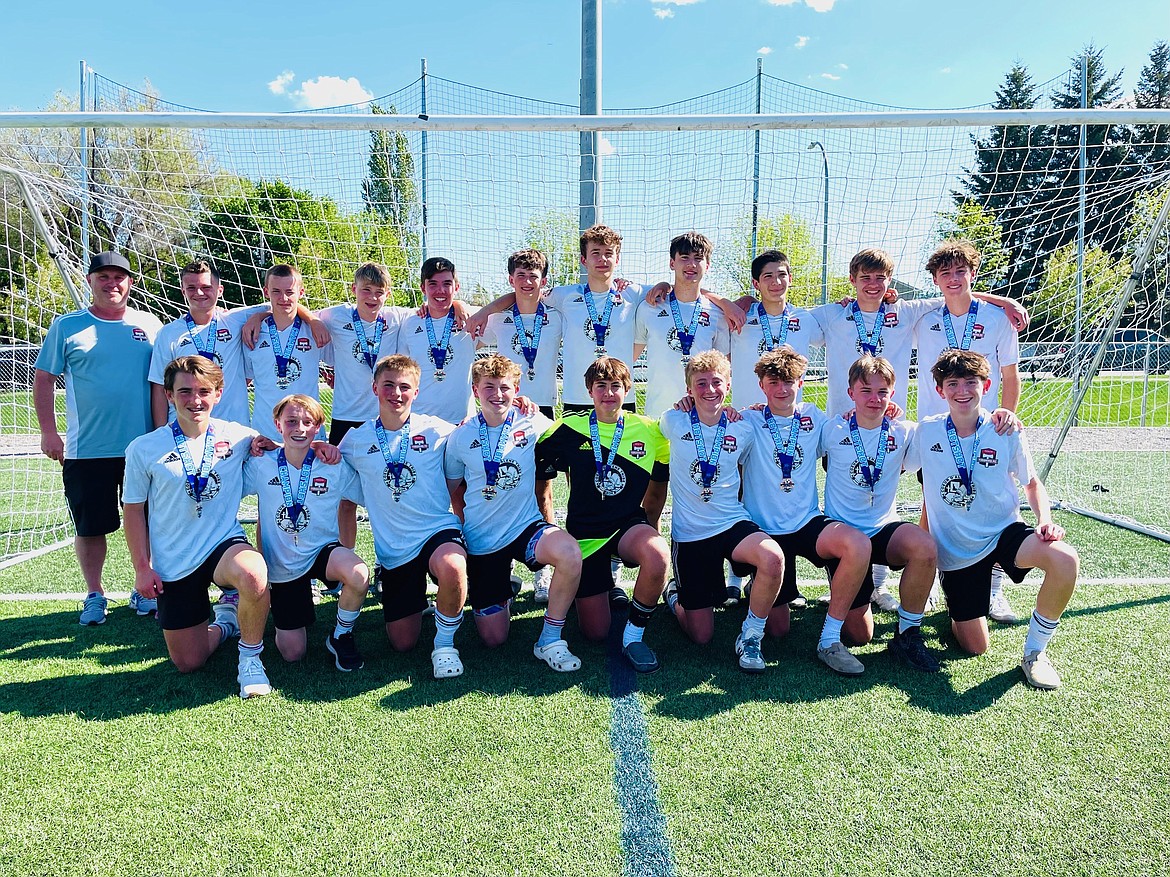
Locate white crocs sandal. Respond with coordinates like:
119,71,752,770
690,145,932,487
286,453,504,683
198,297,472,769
431,646,464,679
533,639,582,673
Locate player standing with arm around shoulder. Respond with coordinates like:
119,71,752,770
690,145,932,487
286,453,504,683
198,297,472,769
907,350,1077,689
122,357,274,699
444,355,583,671
658,351,786,673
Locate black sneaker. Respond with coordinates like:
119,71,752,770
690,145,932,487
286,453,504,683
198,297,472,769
326,632,365,672
887,625,940,673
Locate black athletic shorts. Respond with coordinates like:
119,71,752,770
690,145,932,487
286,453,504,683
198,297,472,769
577,512,650,600
269,541,343,630
672,520,761,611
466,520,553,611
62,457,125,537
328,419,365,447
770,515,857,607
379,528,467,623
940,522,1034,623
157,536,252,631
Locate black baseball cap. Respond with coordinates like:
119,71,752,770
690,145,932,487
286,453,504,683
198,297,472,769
87,252,132,275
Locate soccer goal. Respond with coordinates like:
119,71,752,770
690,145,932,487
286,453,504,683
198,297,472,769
1,68,1168,566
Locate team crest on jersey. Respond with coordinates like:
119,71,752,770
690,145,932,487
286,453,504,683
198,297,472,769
510,334,536,357
799,415,814,432
185,470,222,503
887,435,897,451
595,465,627,497
971,324,986,340
774,443,805,471
883,312,899,327
216,327,232,343
630,440,646,459
849,460,881,488
351,341,376,363
855,336,885,355
688,459,720,488
582,318,604,344
428,344,454,370
309,476,329,495
131,327,149,342
275,503,311,534
493,460,523,492
295,336,312,352
512,430,529,448
930,442,945,453
213,441,232,459
721,435,737,453
977,448,998,467
274,357,302,388
788,317,801,331
410,434,429,452
383,461,417,498
941,475,976,509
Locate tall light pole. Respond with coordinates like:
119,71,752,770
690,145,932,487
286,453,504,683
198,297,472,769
807,141,829,305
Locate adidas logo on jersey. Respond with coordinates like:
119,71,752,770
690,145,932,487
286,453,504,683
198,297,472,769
839,437,852,445
929,323,943,332
164,452,180,463
414,326,424,334
268,476,282,485
657,309,669,317
367,444,380,454
469,438,482,449
682,432,694,441
930,442,945,452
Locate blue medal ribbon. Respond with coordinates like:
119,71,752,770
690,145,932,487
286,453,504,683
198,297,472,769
850,301,886,356
942,299,978,351
265,315,302,378
945,414,983,497
668,290,703,363
477,410,514,500
763,406,801,490
757,302,790,352
424,311,454,378
589,410,625,497
184,314,219,362
352,308,385,370
848,414,890,496
512,302,544,381
374,416,411,501
171,420,217,516
581,284,616,355
689,408,727,502
276,447,316,533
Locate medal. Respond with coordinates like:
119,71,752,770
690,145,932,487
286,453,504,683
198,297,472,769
424,310,454,378
945,414,983,499
780,478,795,492
589,410,625,498
764,406,801,492
942,299,978,351
512,302,544,384
478,410,514,501
171,420,216,517
185,314,219,362
848,414,890,503
434,369,446,382
757,302,791,352
352,308,386,370
668,290,703,365
850,302,885,356
374,416,411,502
265,315,302,379
689,408,727,503
277,447,315,546
582,284,616,356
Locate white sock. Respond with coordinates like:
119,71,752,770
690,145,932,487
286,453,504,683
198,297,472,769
872,564,890,591
1024,610,1059,655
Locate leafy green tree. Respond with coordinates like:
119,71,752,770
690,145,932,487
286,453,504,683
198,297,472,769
517,210,580,290
934,202,1010,292
362,104,419,271
1028,243,1132,339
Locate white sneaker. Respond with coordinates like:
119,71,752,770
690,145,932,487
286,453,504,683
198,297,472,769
534,566,552,604
990,591,1019,624
237,656,272,699
1021,650,1061,689
870,585,899,613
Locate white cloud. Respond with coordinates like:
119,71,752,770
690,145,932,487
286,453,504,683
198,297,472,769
820,73,841,81
837,63,848,70
767,0,835,8
268,70,294,95
758,46,773,55
599,136,616,157
654,8,674,18
292,75,374,109
940,66,952,74
793,36,810,49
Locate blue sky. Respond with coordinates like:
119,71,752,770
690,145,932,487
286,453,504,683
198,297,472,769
2,0,1166,113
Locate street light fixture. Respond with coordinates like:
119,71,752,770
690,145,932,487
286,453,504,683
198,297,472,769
807,141,829,305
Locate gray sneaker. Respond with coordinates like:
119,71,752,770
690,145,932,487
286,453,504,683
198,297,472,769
128,590,157,616
735,633,766,673
238,655,273,699
533,566,552,604
817,641,865,676
79,592,107,626
871,585,899,613
212,597,240,640
1020,650,1062,690
989,591,1019,624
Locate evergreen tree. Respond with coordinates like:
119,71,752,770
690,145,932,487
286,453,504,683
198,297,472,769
362,104,419,269
1134,41,1170,174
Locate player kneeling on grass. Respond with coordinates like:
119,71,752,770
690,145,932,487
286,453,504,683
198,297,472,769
444,355,583,671
659,351,786,673
535,357,672,673
738,349,872,676
123,357,275,698
339,355,471,680
909,350,1077,689
244,394,370,672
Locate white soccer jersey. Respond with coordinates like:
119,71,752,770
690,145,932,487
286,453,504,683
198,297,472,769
396,313,477,425
635,295,731,418
914,302,1019,419
546,283,642,406
35,307,162,459
244,450,362,583
149,306,265,425
319,304,405,422
739,403,826,536
812,298,938,417
659,409,754,543
244,317,329,440
905,412,1036,571
821,416,916,537
443,411,553,554
340,415,461,570
481,306,564,408
122,418,253,582
729,302,822,407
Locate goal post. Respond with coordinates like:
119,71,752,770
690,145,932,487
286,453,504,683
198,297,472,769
1,99,1168,564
